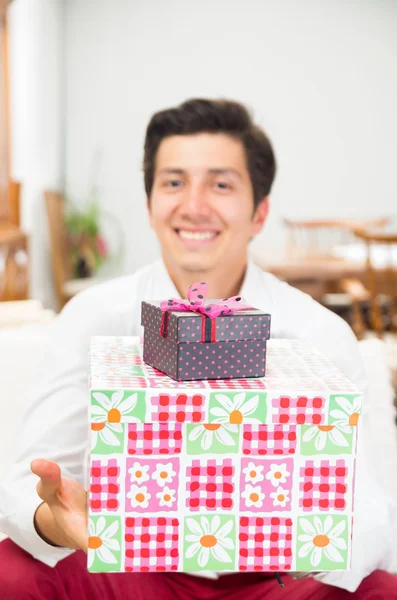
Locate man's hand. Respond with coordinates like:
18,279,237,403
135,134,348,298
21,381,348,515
31,459,88,552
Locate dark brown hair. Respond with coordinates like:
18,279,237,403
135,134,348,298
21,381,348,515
143,98,276,209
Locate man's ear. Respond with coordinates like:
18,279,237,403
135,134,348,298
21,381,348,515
252,197,269,235
146,196,154,228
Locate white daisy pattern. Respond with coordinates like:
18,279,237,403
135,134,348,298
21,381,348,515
91,422,123,451
127,484,151,508
265,463,290,487
209,392,262,431
188,423,236,451
88,517,120,569
241,484,265,508
270,486,290,508
330,396,361,431
242,462,264,484
302,425,349,451
156,486,177,508
298,516,347,568
152,462,176,488
91,390,142,424
185,516,234,568
128,462,150,484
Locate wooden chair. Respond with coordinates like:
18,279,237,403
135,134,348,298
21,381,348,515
284,217,390,260
282,218,391,338
45,190,103,311
346,228,397,338
0,180,29,302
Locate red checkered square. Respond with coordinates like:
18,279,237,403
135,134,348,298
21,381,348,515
239,516,293,571
89,458,120,512
127,423,182,455
242,425,297,455
125,517,179,571
207,378,266,390
299,459,349,511
151,393,205,423
186,458,235,511
272,395,325,425
93,376,147,388
149,378,206,389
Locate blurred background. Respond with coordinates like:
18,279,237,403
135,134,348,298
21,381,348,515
0,0,396,336
1,0,397,567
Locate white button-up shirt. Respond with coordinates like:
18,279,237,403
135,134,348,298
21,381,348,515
0,259,393,592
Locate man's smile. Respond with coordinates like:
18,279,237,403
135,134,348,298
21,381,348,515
173,228,220,244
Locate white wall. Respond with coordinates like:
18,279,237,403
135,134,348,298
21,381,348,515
65,0,397,275
8,0,64,307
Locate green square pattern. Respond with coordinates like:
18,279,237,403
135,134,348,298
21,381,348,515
91,422,125,454
88,515,122,572
208,391,267,426
296,515,349,571
91,390,147,423
186,423,240,454
183,514,236,571
300,393,361,455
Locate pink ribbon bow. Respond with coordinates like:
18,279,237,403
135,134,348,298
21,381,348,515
160,282,252,342
160,281,252,317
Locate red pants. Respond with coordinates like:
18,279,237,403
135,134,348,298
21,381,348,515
0,539,396,600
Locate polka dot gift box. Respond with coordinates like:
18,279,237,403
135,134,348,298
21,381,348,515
88,336,362,575
141,281,271,381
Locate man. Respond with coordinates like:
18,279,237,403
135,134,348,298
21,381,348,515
0,99,395,599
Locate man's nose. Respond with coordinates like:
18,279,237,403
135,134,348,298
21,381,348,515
179,183,212,219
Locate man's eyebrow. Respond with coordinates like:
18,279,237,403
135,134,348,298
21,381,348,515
208,168,242,179
156,167,242,179
157,168,185,175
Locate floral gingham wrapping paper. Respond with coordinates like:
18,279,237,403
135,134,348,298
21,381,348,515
87,336,361,574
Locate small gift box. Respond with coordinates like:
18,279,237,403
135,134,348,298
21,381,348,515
87,336,361,574
141,282,271,381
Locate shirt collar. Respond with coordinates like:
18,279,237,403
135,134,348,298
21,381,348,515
155,256,262,304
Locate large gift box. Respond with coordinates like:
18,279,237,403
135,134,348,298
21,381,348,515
141,282,271,381
88,336,361,574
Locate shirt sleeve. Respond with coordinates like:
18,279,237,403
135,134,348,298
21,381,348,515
0,286,129,566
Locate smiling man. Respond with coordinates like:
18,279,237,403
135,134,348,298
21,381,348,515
0,99,395,600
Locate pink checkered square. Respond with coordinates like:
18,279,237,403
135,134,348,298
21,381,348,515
239,516,293,571
151,393,205,424
98,354,143,365
125,517,179,572
149,377,206,389
89,458,120,512
186,458,235,512
97,376,147,388
242,425,297,455
127,423,182,455
272,395,326,425
299,459,349,512
207,378,266,390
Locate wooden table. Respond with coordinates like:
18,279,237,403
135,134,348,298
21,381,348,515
261,242,397,301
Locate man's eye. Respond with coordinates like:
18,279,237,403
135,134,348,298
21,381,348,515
215,182,230,190
166,180,182,188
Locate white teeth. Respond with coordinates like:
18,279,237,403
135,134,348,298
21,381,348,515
178,230,216,241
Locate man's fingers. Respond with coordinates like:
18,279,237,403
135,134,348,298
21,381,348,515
31,459,62,502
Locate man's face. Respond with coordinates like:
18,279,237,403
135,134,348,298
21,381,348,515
148,133,268,273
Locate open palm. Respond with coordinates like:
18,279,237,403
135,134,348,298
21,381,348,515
31,458,88,551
